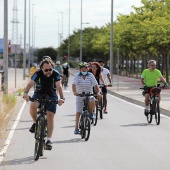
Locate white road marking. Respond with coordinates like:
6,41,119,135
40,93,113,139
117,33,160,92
108,94,170,120
0,101,26,163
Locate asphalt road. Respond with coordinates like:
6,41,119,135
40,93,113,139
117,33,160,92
1,74,170,170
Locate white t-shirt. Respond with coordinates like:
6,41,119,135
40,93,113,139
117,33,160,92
99,68,110,84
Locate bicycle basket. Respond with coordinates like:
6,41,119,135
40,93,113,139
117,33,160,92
149,87,161,95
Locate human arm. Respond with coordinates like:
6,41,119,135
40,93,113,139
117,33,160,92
72,83,78,96
99,73,105,84
107,73,112,86
141,78,145,86
23,80,35,101
55,81,65,106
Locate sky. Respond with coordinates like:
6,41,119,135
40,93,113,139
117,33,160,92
0,0,142,49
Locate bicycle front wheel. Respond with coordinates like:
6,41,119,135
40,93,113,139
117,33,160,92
154,100,160,125
84,117,91,141
147,103,152,124
34,117,45,161
99,97,103,119
93,100,98,126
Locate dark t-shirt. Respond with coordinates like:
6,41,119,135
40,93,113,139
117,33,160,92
31,69,61,96
63,65,69,75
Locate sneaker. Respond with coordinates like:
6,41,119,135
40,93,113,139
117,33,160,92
89,114,94,120
74,129,79,134
104,109,108,114
29,123,35,133
144,109,149,116
46,140,52,150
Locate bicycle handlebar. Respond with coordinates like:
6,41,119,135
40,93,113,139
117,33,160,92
99,84,112,88
78,92,97,97
29,96,58,104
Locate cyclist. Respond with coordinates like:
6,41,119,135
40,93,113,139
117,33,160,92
54,61,63,76
72,62,101,134
88,62,105,85
30,63,38,76
141,60,167,116
23,58,65,150
98,59,112,113
62,62,70,87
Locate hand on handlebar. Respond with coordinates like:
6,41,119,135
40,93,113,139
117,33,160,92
23,93,30,102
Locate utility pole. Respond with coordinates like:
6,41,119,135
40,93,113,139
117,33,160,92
23,0,26,80
3,0,8,94
110,0,114,83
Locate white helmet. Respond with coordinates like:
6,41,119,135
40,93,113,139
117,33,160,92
56,61,60,64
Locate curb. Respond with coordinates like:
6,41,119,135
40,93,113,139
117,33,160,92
107,89,170,117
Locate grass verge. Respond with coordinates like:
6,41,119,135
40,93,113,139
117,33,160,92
0,93,17,138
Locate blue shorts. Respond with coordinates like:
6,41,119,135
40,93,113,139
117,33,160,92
32,92,58,113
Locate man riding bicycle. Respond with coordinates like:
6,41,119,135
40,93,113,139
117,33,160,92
23,58,65,150
72,62,101,134
62,62,70,87
98,59,112,113
141,60,167,116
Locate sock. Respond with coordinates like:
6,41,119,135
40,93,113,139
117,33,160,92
47,137,51,142
145,106,148,110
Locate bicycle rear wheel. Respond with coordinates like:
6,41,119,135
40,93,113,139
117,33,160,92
99,97,103,119
93,100,98,126
154,100,160,125
147,103,152,124
84,117,91,141
34,117,45,161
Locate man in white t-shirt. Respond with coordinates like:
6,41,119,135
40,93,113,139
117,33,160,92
98,59,112,113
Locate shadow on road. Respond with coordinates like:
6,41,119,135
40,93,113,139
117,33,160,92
0,156,37,166
53,138,83,144
61,125,75,128
120,123,154,127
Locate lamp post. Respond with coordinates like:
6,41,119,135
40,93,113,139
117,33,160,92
60,11,63,43
32,3,35,64
23,0,26,80
3,0,8,93
110,0,114,83
28,0,31,71
80,0,89,62
68,0,70,60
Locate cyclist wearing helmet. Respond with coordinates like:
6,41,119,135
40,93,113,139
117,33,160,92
54,61,63,76
30,63,38,76
72,62,101,134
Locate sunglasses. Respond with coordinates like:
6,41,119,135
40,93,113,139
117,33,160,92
150,65,156,67
91,66,97,68
44,68,52,72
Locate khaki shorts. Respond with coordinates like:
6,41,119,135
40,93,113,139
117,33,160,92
76,96,95,113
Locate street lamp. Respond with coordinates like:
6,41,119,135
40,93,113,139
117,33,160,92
68,0,70,60
23,0,26,80
32,3,35,64
3,0,8,93
80,0,89,62
110,0,114,83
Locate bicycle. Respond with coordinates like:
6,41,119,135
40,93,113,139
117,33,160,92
140,84,164,125
62,75,68,90
98,84,112,119
78,92,96,141
29,96,58,161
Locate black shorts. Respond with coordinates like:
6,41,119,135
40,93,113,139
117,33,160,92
101,86,107,94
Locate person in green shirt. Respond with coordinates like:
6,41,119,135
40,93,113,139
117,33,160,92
141,60,167,116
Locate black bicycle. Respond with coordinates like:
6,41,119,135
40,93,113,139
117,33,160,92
29,96,58,161
140,85,164,125
78,92,96,141
62,75,68,90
